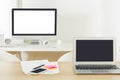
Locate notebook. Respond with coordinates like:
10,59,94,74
73,38,120,74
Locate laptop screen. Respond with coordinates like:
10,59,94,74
76,40,113,61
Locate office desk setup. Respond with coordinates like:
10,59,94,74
0,43,72,61
0,61,120,80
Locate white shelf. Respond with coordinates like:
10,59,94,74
0,43,72,51
0,42,72,61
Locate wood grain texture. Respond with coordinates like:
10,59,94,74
0,62,120,80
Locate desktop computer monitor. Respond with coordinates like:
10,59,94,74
12,8,57,41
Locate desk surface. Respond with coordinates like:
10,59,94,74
0,62,120,80
0,43,72,51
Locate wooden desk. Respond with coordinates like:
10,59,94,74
0,62,120,80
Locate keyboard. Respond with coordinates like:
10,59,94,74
76,64,119,70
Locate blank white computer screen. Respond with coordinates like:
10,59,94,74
12,9,57,35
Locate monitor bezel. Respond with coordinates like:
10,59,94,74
12,8,57,36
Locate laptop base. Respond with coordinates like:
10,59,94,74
74,69,120,74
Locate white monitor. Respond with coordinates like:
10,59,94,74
12,8,57,40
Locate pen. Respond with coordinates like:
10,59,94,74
33,64,45,69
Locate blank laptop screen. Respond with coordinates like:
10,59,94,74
76,40,113,61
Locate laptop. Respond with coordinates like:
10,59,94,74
73,38,120,74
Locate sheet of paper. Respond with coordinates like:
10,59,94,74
20,60,49,74
20,60,59,75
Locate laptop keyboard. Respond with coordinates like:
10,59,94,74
76,64,119,70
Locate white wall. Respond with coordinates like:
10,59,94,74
1,0,120,43
100,0,120,60
21,0,102,42
0,0,18,38
21,0,120,40
21,0,120,60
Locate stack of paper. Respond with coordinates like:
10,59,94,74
20,60,60,75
